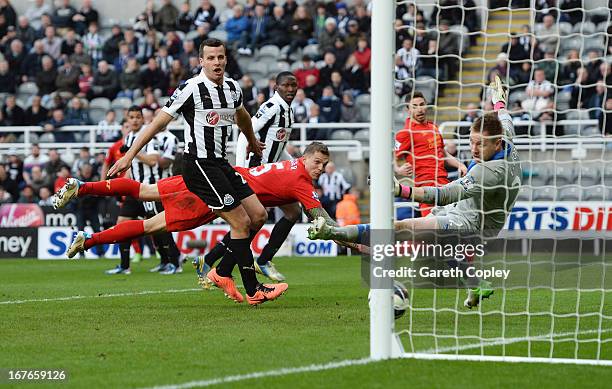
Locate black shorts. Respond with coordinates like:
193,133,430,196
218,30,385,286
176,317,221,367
119,197,164,218
182,155,253,211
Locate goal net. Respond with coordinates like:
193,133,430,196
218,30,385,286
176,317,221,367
370,0,612,365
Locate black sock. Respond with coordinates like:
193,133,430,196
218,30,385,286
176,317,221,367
258,217,295,265
210,229,258,270
227,237,258,296
119,241,130,269
204,233,231,267
153,232,179,266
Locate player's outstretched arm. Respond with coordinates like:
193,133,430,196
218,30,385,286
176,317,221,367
236,106,265,157
108,112,173,177
489,75,515,141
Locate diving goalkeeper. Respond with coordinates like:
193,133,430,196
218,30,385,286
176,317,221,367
308,76,522,307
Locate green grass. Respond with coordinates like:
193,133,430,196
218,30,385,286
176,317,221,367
1,257,611,389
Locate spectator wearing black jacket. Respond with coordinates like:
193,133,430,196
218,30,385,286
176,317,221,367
72,0,99,35
102,24,124,63
501,32,529,71
35,55,57,96
176,2,194,33
0,164,18,202
53,0,77,31
265,6,290,48
16,16,36,48
2,95,25,126
90,60,119,99
194,0,216,29
21,39,46,82
342,54,367,94
24,95,48,126
0,59,16,94
318,86,341,123
55,59,81,95
319,52,339,86
140,57,168,95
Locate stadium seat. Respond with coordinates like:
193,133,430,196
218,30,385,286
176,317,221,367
185,30,199,41
89,108,106,124
246,61,268,80
209,30,228,42
289,61,301,72
509,90,527,106
133,96,145,106
596,21,609,33
17,82,39,101
256,45,280,61
90,97,111,111
355,94,370,107
354,129,369,143
582,185,609,201
550,164,575,186
523,162,550,187
330,130,353,141
575,165,601,187
532,186,556,201
581,126,602,137
38,132,56,143
558,22,572,35
337,167,354,185
564,109,591,135
516,186,533,201
302,44,319,59
584,35,605,52
255,77,269,91
572,22,596,35
358,105,370,121
111,97,132,110
561,36,583,52
16,133,40,144
604,165,612,185
558,185,582,201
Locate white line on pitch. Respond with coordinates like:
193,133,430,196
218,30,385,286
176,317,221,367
420,328,612,354
0,288,202,305
140,358,376,389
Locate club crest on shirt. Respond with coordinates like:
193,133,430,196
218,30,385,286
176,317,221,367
312,191,320,201
206,111,220,125
230,90,239,102
223,194,234,206
276,128,287,141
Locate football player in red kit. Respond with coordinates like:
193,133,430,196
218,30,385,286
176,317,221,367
54,143,353,303
395,91,466,216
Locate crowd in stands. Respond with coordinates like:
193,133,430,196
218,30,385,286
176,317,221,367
0,0,384,144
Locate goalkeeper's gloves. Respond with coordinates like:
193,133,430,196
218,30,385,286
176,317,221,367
489,75,507,111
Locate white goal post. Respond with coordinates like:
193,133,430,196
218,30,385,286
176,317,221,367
370,0,612,365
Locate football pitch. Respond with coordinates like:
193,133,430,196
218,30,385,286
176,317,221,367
1,257,611,388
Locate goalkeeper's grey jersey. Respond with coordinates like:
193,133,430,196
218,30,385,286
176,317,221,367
426,111,521,233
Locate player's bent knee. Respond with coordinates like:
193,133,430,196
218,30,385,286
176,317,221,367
143,213,167,234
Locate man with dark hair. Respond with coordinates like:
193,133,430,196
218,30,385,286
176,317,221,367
309,76,522,309
395,91,466,216
106,38,284,305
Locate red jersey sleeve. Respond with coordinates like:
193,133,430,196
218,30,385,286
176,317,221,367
395,129,412,159
293,178,321,210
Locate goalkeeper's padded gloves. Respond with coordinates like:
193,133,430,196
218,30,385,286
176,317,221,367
489,75,507,111
393,175,401,197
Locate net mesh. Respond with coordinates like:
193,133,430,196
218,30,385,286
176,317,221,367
391,0,612,362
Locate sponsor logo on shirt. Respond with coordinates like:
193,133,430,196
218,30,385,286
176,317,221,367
206,111,220,125
312,191,320,201
276,128,287,141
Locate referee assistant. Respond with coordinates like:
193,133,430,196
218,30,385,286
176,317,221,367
109,39,287,304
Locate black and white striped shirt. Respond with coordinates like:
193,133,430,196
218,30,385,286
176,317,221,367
125,126,161,184
162,73,243,159
247,91,294,167
155,129,178,179
318,171,351,202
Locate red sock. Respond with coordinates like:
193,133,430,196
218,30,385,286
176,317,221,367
85,220,146,250
131,239,142,254
78,178,141,198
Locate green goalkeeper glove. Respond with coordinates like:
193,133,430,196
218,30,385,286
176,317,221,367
489,75,507,110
